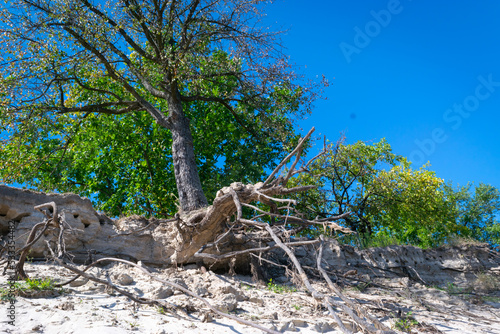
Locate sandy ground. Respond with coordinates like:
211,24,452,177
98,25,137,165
1,261,499,334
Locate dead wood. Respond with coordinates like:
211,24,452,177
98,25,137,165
15,202,60,279
317,236,395,333
6,127,399,333
15,220,50,280
188,127,395,333
263,127,316,187
14,202,77,280
46,253,281,334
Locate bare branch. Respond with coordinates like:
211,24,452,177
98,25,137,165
263,127,315,187
80,0,154,61
317,236,395,333
52,256,280,334
55,101,143,115
194,238,319,261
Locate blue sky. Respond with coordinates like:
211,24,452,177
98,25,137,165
2,0,499,192
264,0,500,189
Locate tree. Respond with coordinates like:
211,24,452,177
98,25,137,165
291,138,454,247
442,182,500,245
0,91,300,217
292,138,500,247
369,162,452,247
0,0,317,212
291,138,402,233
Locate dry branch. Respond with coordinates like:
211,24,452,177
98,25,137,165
16,202,62,279
6,127,395,333
49,254,281,334
15,201,76,279
15,220,50,280
317,236,395,333
242,202,353,232
263,127,315,187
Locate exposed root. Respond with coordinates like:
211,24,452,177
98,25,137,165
47,253,281,334
6,127,397,333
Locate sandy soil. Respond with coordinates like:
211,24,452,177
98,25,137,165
1,261,499,334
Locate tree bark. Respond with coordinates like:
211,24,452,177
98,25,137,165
168,93,208,212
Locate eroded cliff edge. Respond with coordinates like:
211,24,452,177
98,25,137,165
1,184,499,289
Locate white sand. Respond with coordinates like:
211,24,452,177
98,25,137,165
1,262,499,334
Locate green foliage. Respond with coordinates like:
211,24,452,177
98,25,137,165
444,282,462,294
0,55,301,217
0,0,315,214
0,277,58,301
393,312,419,333
291,139,451,247
266,279,297,294
291,138,500,248
0,286,16,302
24,277,56,290
369,162,453,247
441,182,500,245
291,138,401,223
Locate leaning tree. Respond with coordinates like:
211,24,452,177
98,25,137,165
0,0,319,212
0,4,405,331
0,70,302,217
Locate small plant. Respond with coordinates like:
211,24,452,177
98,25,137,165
445,282,458,293
129,321,139,329
0,277,63,301
157,307,166,315
0,287,16,302
292,304,301,310
393,312,419,333
25,278,56,290
266,279,297,294
26,250,34,263
353,282,370,292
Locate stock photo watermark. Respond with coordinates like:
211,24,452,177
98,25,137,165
5,220,17,326
339,0,410,63
409,74,499,165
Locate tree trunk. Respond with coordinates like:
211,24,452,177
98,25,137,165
168,94,208,212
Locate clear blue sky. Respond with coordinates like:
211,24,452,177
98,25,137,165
264,0,500,189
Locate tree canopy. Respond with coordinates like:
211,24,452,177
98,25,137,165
291,138,500,248
0,86,300,217
0,0,319,212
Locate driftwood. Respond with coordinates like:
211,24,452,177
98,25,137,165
15,202,73,279
48,253,282,334
8,127,399,333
